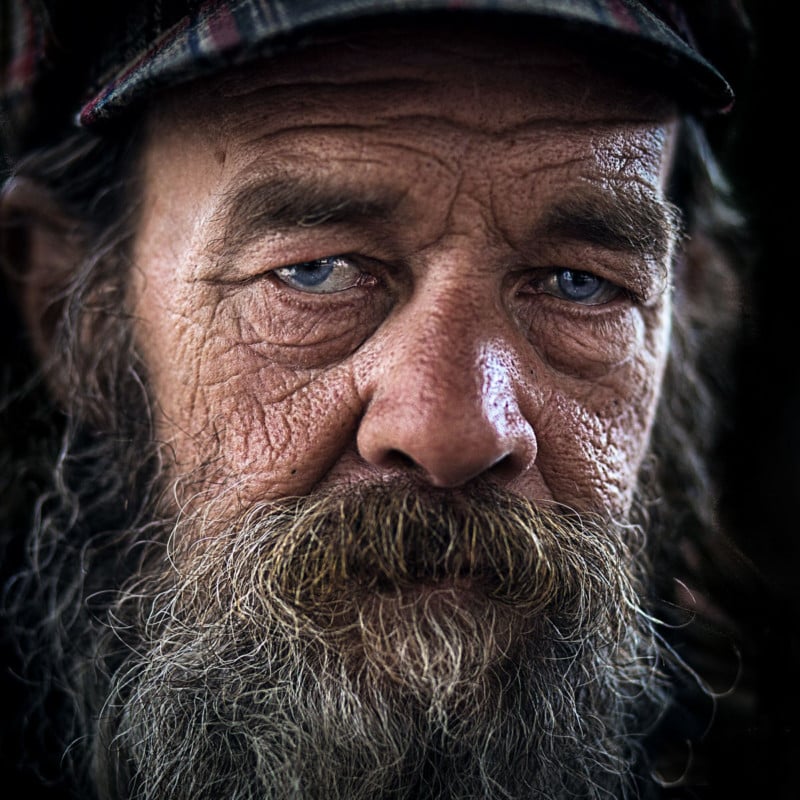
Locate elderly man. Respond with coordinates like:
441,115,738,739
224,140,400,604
0,1,751,798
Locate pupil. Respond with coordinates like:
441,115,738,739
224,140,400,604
558,269,600,300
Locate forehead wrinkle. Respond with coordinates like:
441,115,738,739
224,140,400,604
202,62,674,147
219,102,671,148
237,127,462,180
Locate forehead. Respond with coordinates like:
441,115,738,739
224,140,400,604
137,20,678,271
147,20,676,142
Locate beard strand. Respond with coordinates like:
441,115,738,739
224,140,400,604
85,481,667,800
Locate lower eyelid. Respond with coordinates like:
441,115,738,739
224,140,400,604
517,271,626,307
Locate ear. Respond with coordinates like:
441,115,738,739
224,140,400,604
0,176,87,367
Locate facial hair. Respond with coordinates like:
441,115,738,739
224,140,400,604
86,480,667,800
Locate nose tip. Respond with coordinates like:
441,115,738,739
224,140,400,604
359,404,533,488
356,351,538,488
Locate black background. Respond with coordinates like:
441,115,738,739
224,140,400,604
701,2,800,795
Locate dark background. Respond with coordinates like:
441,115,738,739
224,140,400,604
702,2,800,795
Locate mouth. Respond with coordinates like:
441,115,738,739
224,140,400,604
366,574,499,608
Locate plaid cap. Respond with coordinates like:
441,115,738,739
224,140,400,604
1,0,749,158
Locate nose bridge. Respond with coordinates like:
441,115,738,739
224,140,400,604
404,288,485,411
357,279,537,487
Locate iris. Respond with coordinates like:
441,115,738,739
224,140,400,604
274,256,362,294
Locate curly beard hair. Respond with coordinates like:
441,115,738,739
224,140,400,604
0,117,743,799
80,483,664,800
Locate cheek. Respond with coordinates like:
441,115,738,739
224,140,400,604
521,302,671,515
526,374,662,517
134,281,379,505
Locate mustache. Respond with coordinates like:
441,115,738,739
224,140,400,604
168,480,645,642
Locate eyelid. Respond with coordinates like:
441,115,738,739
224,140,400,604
521,268,625,306
272,254,375,294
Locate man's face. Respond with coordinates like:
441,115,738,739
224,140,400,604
130,25,678,520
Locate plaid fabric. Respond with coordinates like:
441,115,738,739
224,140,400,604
1,0,745,158
78,0,733,126
0,0,42,97
0,0,44,156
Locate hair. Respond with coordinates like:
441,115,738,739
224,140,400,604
0,124,160,793
0,107,749,797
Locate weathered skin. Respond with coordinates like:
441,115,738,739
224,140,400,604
131,26,678,520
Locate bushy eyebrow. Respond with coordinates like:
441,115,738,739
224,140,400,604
207,176,405,268
205,175,682,284
540,189,683,262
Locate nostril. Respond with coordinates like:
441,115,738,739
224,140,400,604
356,380,538,488
488,451,522,482
382,449,418,471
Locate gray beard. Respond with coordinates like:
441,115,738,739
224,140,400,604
85,481,667,800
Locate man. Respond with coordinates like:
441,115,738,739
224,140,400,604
0,2,752,798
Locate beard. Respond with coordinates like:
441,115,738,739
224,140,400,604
69,479,667,800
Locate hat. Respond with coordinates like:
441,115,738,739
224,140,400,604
1,0,748,158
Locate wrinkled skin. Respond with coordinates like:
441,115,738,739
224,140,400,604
132,25,678,521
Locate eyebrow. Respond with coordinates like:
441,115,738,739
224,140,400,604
539,190,683,262
208,176,405,269
206,175,682,283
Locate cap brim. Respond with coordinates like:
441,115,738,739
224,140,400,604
79,0,734,127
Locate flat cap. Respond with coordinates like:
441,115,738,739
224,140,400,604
1,0,750,159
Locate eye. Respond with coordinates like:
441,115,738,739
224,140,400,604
273,256,367,294
540,269,622,305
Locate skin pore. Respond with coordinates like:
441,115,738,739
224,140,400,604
131,25,679,523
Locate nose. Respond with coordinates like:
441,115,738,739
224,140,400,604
357,301,538,488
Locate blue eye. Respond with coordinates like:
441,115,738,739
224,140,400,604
273,256,364,294
549,269,621,305
558,270,602,300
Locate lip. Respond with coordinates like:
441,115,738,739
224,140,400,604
353,576,513,622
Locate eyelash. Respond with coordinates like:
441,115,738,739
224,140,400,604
522,268,626,306
272,255,370,294
269,255,630,311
